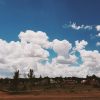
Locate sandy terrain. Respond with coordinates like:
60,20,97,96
0,91,100,100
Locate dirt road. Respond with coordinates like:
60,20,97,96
0,91,100,100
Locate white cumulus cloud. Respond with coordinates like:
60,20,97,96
0,30,100,78
96,25,100,31
96,42,100,46
96,33,100,37
52,39,72,57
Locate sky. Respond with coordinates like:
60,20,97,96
0,0,100,78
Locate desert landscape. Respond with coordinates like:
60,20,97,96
0,70,100,100
0,0,100,100
0,90,100,100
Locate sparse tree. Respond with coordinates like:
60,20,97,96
28,69,34,90
12,70,19,91
28,69,34,79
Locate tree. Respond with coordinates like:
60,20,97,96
28,69,34,79
12,70,19,91
28,69,34,90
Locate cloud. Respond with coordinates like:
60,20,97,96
96,25,100,31
63,22,93,30
79,50,100,76
0,30,100,78
90,32,100,40
18,30,51,49
96,42,100,46
63,22,100,41
0,30,50,77
74,40,88,51
96,33,100,37
52,39,72,57
53,55,78,65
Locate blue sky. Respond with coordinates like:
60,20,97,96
0,0,100,77
0,0,100,45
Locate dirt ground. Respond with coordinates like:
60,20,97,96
0,91,100,100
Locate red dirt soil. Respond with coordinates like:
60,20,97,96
0,91,100,100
